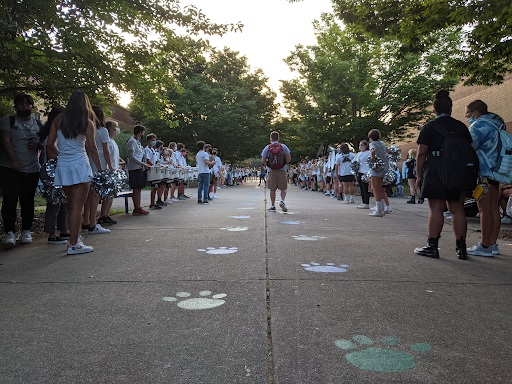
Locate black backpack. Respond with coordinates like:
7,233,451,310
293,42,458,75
433,124,479,193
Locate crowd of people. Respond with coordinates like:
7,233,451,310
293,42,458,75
1,91,510,261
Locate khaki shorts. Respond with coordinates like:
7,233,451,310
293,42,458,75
267,170,287,191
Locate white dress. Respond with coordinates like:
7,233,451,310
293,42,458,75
54,131,92,186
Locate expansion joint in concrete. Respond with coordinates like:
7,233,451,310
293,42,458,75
264,189,275,384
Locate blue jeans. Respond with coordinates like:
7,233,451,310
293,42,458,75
198,173,210,201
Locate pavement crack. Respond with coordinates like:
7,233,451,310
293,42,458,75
264,188,275,384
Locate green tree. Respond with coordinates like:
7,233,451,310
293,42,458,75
280,13,459,149
323,0,512,85
0,0,241,115
135,47,277,163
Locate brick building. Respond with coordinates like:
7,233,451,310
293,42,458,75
107,104,136,131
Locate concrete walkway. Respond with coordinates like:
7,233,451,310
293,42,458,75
1,182,511,383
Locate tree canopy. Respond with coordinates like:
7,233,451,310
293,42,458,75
323,0,512,86
131,46,277,163
0,0,242,115
280,13,460,151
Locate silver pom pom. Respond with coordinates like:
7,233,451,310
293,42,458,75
388,145,402,163
383,169,398,185
366,156,385,171
41,180,67,205
361,171,371,183
45,158,58,178
350,160,360,176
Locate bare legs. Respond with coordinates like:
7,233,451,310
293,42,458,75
427,195,467,239
62,183,90,246
83,188,100,228
477,184,500,247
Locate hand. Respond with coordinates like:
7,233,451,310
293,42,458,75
415,178,422,190
27,141,39,151
12,158,22,171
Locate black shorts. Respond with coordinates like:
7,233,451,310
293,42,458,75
488,178,499,186
325,176,332,184
339,175,356,183
129,169,146,190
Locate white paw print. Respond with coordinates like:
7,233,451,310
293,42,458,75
198,247,239,254
163,291,227,310
236,207,254,210
241,203,255,205
292,235,326,241
220,227,249,231
301,262,349,272
281,221,306,225
229,215,250,219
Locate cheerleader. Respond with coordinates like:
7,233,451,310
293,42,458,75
335,143,356,203
354,140,371,208
368,129,389,217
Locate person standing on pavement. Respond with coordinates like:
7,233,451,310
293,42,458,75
261,131,291,212
259,165,267,186
405,149,423,204
368,129,389,217
196,141,217,204
47,90,103,255
354,140,371,209
335,143,356,204
126,125,150,215
465,100,506,257
414,90,472,260
0,94,43,245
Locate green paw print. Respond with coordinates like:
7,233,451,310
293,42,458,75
334,335,432,372
292,235,326,241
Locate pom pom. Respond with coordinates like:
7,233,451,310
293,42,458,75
507,196,512,218
41,180,67,205
90,169,128,199
388,145,402,163
383,169,398,185
45,158,58,178
366,156,385,171
361,171,371,183
350,160,360,176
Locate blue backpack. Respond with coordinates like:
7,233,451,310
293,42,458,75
478,119,512,184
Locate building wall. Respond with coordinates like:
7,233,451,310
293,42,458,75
108,104,136,131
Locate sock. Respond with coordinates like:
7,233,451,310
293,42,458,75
350,195,354,201
376,201,383,211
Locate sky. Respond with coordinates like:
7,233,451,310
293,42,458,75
117,0,334,108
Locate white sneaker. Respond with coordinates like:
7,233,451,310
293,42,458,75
349,199,355,204
213,193,218,199
491,244,500,255
501,216,512,224
279,201,288,212
67,240,94,255
369,210,384,217
3,231,15,245
171,198,180,202
467,243,493,257
343,199,349,204
88,224,110,234
164,199,173,204
384,206,392,214
356,203,370,209
21,230,32,244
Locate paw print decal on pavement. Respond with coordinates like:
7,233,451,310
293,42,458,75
236,207,254,210
281,221,306,225
301,262,349,272
229,215,250,219
220,227,249,231
334,335,432,372
292,235,326,241
198,247,239,254
163,291,227,310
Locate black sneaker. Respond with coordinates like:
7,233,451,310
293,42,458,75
150,204,162,210
198,200,203,204
59,233,70,240
267,206,276,212
414,245,439,258
48,236,67,245
182,195,191,199
106,216,117,224
202,201,211,204
156,199,167,206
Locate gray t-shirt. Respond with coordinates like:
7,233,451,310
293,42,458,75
196,150,210,174
369,140,389,171
0,115,41,173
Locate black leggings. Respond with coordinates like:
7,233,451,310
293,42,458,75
357,172,370,205
0,166,40,233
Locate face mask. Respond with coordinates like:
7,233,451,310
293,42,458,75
114,127,120,136
151,141,156,147
163,151,169,156
16,109,32,117
174,147,177,150
359,146,366,151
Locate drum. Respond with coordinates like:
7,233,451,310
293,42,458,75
146,167,162,182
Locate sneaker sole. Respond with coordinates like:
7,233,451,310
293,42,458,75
467,251,493,257
279,203,287,212
67,248,94,255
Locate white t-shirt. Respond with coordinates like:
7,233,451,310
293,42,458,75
108,137,120,169
335,152,355,176
144,146,158,165
354,150,371,174
196,150,210,174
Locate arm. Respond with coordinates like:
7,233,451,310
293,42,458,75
415,144,428,189
2,130,22,171
85,121,102,171
46,119,59,160
261,156,267,166
101,142,113,170
285,153,291,164
334,163,339,178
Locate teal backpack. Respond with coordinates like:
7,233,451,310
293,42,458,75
479,119,512,184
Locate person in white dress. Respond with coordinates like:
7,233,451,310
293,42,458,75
47,91,103,254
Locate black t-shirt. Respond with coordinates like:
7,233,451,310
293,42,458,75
417,116,472,152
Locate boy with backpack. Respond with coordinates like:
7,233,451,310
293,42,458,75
261,131,291,212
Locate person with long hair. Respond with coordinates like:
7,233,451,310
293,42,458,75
82,106,112,234
39,107,70,244
368,129,389,217
47,90,103,254
405,149,423,204
354,140,371,209
414,90,472,259
335,143,356,203
465,100,506,256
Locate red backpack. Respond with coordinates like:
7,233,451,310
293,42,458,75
267,143,286,169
